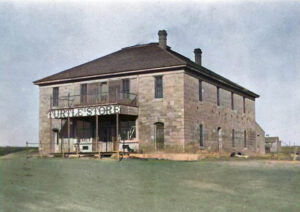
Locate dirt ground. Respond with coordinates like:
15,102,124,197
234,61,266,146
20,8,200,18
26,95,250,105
0,151,300,212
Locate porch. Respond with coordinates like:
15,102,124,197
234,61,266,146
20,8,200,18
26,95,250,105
51,114,138,155
49,91,139,155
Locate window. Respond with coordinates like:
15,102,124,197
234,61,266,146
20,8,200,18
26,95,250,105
122,79,130,93
232,129,235,147
217,87,220,106
155,76,163,98
122,79,130,99
244,130,247,147
100,82,108,101
52,87,59,107
231,92,234,110
80,84,87,104
199,80,202,101
243,97,246,113
199,124,204,147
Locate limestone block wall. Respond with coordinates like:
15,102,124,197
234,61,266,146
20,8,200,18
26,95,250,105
137,70,185,152
183,73,257,153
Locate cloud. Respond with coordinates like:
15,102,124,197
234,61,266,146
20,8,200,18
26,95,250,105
0,0,299,146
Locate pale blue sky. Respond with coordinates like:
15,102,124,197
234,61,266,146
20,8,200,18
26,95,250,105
0,0,299,146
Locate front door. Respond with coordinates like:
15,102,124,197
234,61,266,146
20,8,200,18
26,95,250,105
155,123,164,150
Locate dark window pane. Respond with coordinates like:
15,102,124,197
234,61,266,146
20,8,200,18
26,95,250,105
199,124,203,147
155,76,163,98
122,79,130,93
244,130,247,147
52,87,59,107
217,87,220,106
232,129,235,147
80,84,87,103
199,80,202,101
243,97,246,113
231,92,234,110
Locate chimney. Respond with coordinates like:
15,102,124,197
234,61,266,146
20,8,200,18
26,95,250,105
194,48,202,66
158,30,167,49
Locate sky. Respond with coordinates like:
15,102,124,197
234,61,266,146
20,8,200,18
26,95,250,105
0,0,299,146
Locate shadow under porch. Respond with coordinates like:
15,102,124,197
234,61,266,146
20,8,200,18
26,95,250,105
50,114,138,155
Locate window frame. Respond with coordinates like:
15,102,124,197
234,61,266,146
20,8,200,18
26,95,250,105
199,80,202,101
80,84,87,104
154,76,163,99
244,130,247,148
122,79,130,94
231,92,234,110
217,87,220,106
243,97,246,113
199,124,204,147
52,87,59,107
232,129,235,147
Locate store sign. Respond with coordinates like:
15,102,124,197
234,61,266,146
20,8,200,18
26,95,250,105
48,105,121,119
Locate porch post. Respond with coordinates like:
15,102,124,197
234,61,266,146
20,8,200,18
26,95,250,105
96,115,98,153
116,113,119,152
49,97,53,154
67,117,70,153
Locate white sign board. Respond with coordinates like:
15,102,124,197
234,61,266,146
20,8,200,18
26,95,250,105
48,105,121,119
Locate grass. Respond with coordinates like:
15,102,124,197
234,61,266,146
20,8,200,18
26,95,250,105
0,150,300,212
0,146,38,156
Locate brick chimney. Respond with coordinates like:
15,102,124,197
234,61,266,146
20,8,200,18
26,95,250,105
194,48,202,66
158,30,167,49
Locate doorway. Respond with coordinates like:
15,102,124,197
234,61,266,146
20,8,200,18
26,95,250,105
155,122,164,150
217,127,223,151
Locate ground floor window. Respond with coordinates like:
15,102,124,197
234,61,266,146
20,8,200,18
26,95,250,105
244,130,247,147
199,124,203,147
232,129,235,147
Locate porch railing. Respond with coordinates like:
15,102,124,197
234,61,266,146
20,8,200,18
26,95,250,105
50,91,137,109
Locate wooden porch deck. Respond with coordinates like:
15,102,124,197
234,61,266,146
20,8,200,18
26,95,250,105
51,151,131,158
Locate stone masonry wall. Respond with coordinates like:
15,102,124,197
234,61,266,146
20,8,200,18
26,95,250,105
183,73,257,153
137,70,185,152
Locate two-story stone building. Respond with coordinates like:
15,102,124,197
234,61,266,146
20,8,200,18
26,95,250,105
34,30,263,156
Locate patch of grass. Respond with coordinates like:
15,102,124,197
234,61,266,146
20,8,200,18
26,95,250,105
0,147,38,156
0,152,299,212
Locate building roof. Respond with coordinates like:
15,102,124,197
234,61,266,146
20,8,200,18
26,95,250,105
34,43,259,98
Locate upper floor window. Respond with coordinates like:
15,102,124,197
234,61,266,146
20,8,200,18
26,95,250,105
199,124,204,147
243,97,246,113
155,76,163,98
199,80,202,101
231,92,234,110
217,87,220,106
80,84,87,104
122,79,130,93
52,87,59,107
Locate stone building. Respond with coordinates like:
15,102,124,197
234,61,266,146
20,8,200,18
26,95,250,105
265,136,281,153
34,30,264,156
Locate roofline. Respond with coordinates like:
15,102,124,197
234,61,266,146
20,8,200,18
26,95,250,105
34,63,259,99
33,64,186,86
185,65,259,99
